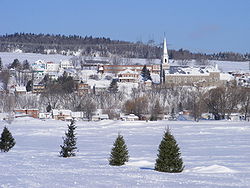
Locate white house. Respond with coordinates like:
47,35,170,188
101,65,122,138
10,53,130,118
15,86,26,95
120,114,139,121
39,112,52,119
46,62,60,72
60,60,74,69
118,69,139,83
52,109,72,121
32,60,46,72
92,113,109,121
71,111,84,120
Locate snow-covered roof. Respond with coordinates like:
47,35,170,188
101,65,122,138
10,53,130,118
64,69,77,73
169,65,219,75
60,110,71,115
71,112,83,118
35,60,46,64
119,77,137,80
52,109,71,116
15,86,26,92
100,114,109,119
220,73,234,81
121,114,139,120
119,69,138,75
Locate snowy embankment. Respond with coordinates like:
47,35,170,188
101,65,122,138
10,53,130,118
0,118,250,187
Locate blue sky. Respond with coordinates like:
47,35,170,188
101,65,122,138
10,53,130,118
0,0,249,53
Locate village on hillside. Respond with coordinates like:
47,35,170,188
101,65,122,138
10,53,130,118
0,38,250,122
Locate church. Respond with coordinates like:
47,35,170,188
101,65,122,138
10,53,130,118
160,38,230,87
93,37,232,87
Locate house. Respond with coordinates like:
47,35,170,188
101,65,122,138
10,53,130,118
32,60,46,72
39,112,52,119
60,60,74,69
46,62,60,72
0,113,8,120
52,109,72,121
64,69,77,77
98,64,160,74
75,81,90,95
47,72,61,80
226,113,245,121
14,109,39,118
164,66,224,87
92,113,109,121
32,84,45,94
93,85,107,95
201,113,214,120
71,111,84,120
15,86,26,95
120,114,139,121
118,69,139,83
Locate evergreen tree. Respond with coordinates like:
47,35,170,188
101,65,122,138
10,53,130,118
0,126,16,152
0,57,2,70
155,128,184,173
22,60,30,70
141,65,152,81
26,80,33,92
108,79,118,93
109,134,129,166
9,59,21,70
46,103,52,112
60,120,77,157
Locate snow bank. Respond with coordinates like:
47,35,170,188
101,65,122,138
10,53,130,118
188,165,238,173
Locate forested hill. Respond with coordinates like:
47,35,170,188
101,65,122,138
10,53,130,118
0,33,249,61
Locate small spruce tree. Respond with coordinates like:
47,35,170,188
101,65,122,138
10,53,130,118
109,134,129,166
0,126,16,152
141,65,152,81
46,103,52,112
60,120,77,157
0,57,2,70
108,79,118,93
155,128,184,173
26,80,33,92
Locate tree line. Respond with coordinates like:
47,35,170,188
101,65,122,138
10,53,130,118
0,33,249,61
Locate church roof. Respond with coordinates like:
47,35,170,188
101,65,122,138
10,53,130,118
168,65,219,75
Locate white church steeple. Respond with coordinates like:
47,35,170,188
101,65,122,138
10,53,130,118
162,37,169,70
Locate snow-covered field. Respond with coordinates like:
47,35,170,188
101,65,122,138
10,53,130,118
0,118,249,188
0,52,72,65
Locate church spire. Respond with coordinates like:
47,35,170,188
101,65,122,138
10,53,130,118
162,37,169,73
162,37,169,65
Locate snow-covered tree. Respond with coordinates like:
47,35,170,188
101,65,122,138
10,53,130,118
109,134,129,166
155,128,184,173
60,120,77,157
0,126,16,152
